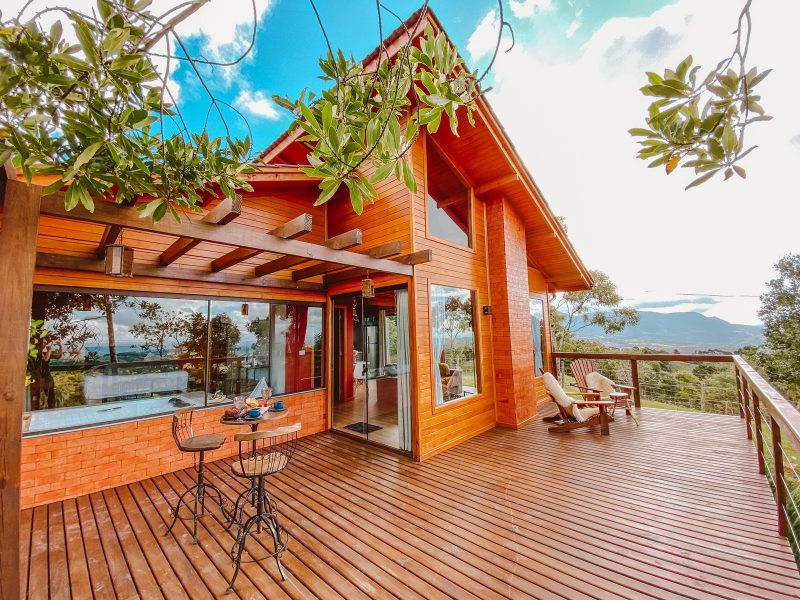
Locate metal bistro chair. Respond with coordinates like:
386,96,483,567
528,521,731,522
227,422,301,591
166,407,227,544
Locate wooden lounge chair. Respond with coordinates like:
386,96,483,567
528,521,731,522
542,373,614,435
571,358,639,424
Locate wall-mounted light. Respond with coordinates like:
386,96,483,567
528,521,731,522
81,296,93,311
361,277,375,299
241,303,249,316
104,244,134,277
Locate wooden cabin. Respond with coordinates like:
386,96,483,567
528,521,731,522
16,9,591,510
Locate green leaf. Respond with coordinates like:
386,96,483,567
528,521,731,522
72,142,102,170
733,165,746,179
685,170,718,190
721,123,736,153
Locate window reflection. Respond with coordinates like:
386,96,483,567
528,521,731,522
430,285,478,404
426,140,471,248
529,297,546,376
26,291,323,434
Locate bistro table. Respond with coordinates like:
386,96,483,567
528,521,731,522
220,407,293,433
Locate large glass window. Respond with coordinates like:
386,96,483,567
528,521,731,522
529,297,547,376
430,285,479,404
426,140,471,248
26,291,323,434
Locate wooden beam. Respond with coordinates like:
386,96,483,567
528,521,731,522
293,240,402,281
247,167,321,184
0,180,42,600
323,249,432,285
434,194,466,209
95,225,123,258
210,212,312,272
36,253,324,291
159,195,243,265
253,229,364,277
474,173,519,196
38,192,414,277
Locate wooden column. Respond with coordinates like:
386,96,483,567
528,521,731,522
735,368,745,418
0,178,42,600
630,360,641,408
770,416,788,537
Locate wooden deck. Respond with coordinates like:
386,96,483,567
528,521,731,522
21,408,800,599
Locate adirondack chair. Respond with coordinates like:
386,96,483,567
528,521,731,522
542,373,614,435
571,359,639,425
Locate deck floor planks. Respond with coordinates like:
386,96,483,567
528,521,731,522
22,408,800,599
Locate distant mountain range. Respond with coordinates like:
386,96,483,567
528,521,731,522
576,311,764,352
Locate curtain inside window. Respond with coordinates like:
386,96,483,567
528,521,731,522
396,289,412,451
430,285,447,405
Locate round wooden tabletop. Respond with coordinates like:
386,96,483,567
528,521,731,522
219,407,292,426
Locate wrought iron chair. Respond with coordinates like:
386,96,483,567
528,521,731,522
227,422,301,591
165,407,227,544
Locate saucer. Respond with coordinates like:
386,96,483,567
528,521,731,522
267,406,287,412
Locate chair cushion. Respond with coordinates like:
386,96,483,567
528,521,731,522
179,433,225,452
576,406,600,421
232,452,288,477
585,372,618,400
543,372,586,422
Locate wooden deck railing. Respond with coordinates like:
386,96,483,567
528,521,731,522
554,351,800,556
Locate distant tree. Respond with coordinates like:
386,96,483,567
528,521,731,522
756,254,800,403
92,295,133,363
130,300,185,358
441,296,473,357
692,363,719,380
550,270,639,351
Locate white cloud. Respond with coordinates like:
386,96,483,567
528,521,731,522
565,19,580,39
478,0,800,325
467,10,500,62
234,88,280,121
509,0,553,19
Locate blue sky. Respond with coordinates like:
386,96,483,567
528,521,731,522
173,0,671,150
11,0,798,325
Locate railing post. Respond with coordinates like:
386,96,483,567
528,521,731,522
735,367,745,419
770,416,789,537
750,389,765,475
742,379,753,440
630,360,641,408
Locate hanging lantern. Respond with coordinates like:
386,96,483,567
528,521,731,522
81,296,93,311
241,303,249,316
104,244,134,277
361,277,375,298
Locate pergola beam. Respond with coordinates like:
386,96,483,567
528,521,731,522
36,253,324,291
38,192,414,277
159,195,243,266
323,249,432,285
292,240,402,282
95,225,123,258
210,212,312,272
253,229,364,277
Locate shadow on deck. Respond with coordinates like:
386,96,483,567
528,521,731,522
22,408,800,599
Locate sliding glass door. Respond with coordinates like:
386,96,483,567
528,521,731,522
330,286,411,451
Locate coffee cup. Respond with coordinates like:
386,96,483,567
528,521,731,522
272,400,285,410
247,407,261,418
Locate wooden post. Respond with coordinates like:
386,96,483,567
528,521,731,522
630,360,640,408
742,379,753,440
0,178,42,600
750,389,765,475
770,416,788,537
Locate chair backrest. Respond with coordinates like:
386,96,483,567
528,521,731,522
233,423,301,477
571,359,595,389
171,406,195,449
543,372,579,421
438,362,451,377
446,368,463,396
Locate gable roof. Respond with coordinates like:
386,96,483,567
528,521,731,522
258,7,592,292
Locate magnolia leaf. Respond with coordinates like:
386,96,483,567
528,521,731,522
665,154,680,174
685,170,718,190
733,165,746,179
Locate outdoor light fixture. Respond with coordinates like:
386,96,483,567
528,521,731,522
241,303,249,316
104,243,134,277
81,296,93,311
361,277,375,298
